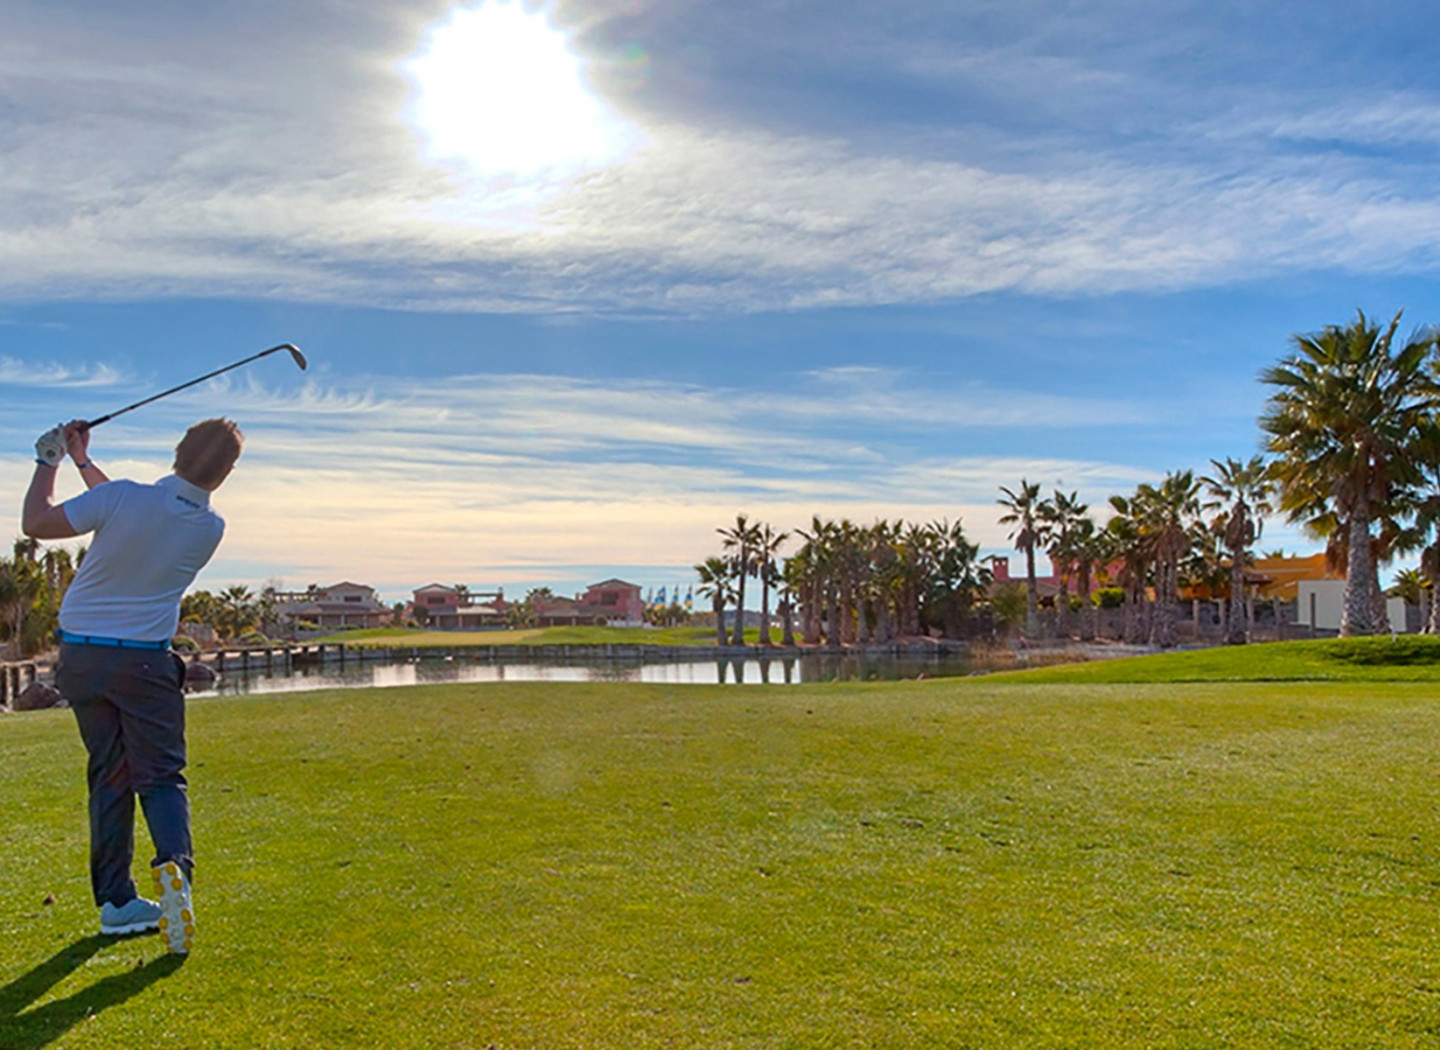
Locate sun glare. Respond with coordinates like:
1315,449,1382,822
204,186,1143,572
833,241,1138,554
403,1,639,179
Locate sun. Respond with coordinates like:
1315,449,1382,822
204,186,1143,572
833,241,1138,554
402,1,639,179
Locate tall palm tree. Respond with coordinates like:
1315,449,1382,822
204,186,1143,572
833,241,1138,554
1040,490,1087,640
1201,455,1274,645
997,480,1045,638
753,522,788,646
718,514,760,645
1066,517,1105,642
1136,470,1202,649
694,556,734,646
1105,495,1150,645
927,519,990,639
1261,309,1440,636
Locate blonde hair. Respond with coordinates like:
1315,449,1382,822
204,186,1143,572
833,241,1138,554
174,418,244,489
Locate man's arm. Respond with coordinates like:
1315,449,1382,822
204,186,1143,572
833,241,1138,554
22,462,79,539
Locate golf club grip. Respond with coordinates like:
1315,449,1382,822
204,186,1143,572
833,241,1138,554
78,415,111,431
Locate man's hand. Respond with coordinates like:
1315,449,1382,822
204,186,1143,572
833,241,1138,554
64,420,91,464
34,425,65,467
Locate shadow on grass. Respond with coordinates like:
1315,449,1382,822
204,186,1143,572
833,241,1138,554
0,935,185,1049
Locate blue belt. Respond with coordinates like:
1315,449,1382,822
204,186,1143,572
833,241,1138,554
57,630,170,651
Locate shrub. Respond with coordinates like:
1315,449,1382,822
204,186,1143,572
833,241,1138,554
1093,587,1125,609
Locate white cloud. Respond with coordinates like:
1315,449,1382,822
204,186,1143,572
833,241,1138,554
0,357,124,388
5,2,1440,315
0,365,1170,591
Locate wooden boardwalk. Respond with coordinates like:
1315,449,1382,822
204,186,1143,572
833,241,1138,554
0,662,37,707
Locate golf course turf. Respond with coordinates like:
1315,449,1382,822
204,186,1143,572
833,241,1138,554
2,662,1439,1046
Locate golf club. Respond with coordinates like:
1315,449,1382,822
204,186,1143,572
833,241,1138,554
81,343,308,430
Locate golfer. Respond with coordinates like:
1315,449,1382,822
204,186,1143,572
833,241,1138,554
22,417,244,954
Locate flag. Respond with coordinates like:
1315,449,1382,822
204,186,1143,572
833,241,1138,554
645,587,654,609
685,587,694,612
656,585,667,608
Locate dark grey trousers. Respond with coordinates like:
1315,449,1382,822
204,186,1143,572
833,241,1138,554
55,643,193,908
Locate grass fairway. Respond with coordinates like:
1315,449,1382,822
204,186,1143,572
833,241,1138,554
3,678,1440,1047
1009,635,1440,683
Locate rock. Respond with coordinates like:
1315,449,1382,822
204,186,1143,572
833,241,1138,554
15,682,64,711
185,661,218,690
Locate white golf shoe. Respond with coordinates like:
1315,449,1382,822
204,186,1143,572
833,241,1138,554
152,860,195,954
99,896,162,936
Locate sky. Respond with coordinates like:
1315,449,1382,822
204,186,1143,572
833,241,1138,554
4,0,1440,604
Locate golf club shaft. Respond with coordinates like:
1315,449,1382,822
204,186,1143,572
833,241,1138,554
82,344,304,430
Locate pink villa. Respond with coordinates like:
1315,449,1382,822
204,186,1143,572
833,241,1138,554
409,579,646,629
988,555,1114,599
411,584,508,629
530,579,645,627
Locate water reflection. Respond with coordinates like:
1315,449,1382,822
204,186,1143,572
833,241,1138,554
192,652,976,697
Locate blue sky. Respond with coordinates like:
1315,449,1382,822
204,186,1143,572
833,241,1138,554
4,0,1440,603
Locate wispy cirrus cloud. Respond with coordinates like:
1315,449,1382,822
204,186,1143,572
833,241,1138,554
0,356,124,388
0,363,1172,589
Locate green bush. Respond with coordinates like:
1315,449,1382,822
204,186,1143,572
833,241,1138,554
1093,587,1125,609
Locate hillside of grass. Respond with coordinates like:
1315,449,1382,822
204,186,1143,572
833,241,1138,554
321,624,751,648
1004,634,1440,683
3,677,1440,1046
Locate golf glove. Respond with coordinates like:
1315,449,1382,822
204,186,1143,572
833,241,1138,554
34,426,65,467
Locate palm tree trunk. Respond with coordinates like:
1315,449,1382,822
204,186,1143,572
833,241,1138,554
1341,510,1377,636
826,586,841,650
1226,549,1247,645
1055,574,1069,639
874,597,892,644
1023,545,1038,638
1153,558,1179,648
759,576,772,646
713,600,727,646
732,566,747,646
1370,564,1389,633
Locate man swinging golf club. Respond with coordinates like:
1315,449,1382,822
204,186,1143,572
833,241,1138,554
22,417,244,954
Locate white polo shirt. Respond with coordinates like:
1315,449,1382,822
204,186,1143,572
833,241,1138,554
59,475,226,643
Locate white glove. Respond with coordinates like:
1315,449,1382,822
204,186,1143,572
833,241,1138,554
34,426,65,467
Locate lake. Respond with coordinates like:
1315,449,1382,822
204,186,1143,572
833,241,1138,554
190,650,988,696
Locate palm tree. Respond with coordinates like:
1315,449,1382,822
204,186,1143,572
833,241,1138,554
1040,490,1087,639
1136,470,1202,649
927,519,990,639
1104,496,1150,645
718,514,760,646
997,480,1045,638
1201,455,1275,645
217,584,259,640
694,556,734,646
1261,309,1440,636
1389,568,1426,605
1066,517,1106,642
753,523,788,646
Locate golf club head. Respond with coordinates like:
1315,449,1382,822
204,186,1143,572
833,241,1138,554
275,343,307,371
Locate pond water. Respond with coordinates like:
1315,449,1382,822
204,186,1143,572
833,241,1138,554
190,651,985,697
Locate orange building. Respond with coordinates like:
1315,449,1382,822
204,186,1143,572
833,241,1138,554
1249,554,1342,601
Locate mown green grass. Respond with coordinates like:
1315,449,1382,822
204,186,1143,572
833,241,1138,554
327,625,756,648
1007,635,1440,683
3,678,1440,1046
